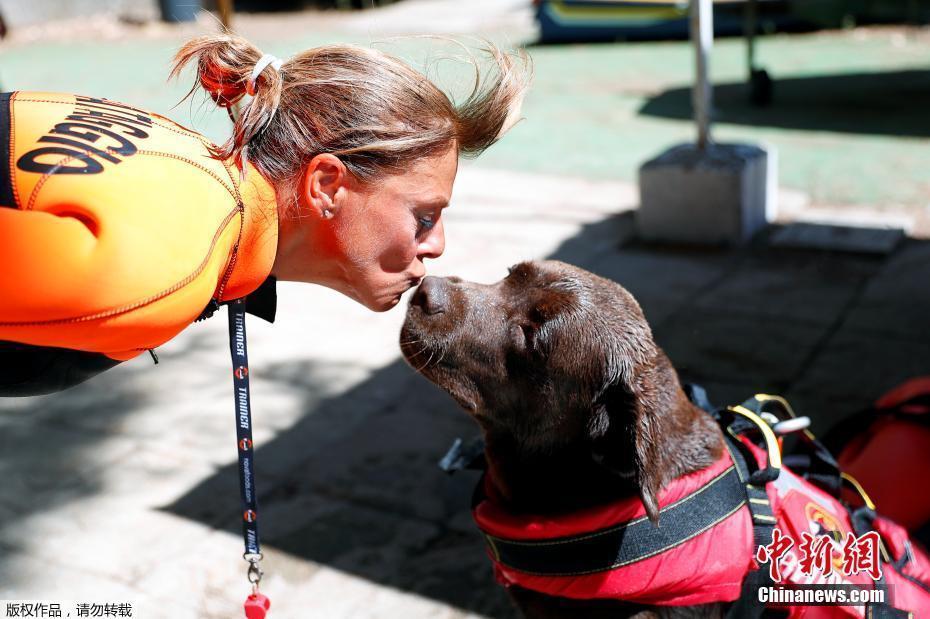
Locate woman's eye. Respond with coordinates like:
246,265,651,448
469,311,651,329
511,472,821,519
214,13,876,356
416,213,437,236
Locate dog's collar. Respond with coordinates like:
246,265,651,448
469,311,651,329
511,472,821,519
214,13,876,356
475,453,746,576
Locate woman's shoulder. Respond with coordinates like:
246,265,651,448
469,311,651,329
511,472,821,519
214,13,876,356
9,91,209,139
9,90,238,215
10,91,223,178
2,92,246,355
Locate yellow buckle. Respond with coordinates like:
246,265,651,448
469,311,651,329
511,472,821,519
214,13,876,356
728,404,783,470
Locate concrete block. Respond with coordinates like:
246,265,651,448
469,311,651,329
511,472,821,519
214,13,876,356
638,142,777,245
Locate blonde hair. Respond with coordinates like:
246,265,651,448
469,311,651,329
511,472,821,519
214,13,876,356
171,34,532,214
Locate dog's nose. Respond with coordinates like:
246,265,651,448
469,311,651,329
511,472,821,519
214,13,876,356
411,276,449,315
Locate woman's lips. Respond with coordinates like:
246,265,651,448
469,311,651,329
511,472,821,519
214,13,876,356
407,277,423,290
390,278,422,301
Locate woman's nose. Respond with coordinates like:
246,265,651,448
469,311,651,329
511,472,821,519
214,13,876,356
418,219,445,260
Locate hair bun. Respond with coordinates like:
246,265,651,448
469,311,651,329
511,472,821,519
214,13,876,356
246,54,284,97
171,34,285,173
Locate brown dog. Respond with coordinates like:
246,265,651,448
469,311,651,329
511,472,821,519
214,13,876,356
400,260,730,618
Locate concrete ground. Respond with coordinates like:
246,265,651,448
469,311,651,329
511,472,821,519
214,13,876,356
1,3,929,618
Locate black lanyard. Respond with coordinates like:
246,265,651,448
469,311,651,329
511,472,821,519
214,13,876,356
227,298,264,587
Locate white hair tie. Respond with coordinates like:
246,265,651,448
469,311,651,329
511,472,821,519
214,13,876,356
246,54,283,96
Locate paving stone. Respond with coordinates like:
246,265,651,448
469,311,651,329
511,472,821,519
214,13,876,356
436,166,636,283
692,250,879,326
272,372,480,523
129,527,272,618
262,494,512,618
0,424,140,507
769,222,905,254
127,528,420,619
284,565,484,619
583,245,735,326
789,327,930,432
0,550,195,619
655,308,828,389
843,240,930,342
0,495,215,586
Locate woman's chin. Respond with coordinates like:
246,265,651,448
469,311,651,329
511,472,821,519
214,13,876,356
355,279,418,312
365,292,403,313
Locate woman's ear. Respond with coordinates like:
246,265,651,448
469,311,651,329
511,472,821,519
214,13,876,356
301,153,348,220
589,366,664,525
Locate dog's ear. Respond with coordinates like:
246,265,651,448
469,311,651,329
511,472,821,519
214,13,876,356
589,365,664,525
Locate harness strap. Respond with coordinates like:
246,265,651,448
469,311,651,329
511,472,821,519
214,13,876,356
849,506,917,618
726,558,774,619
478,465,747,577
688,388,781,618
719,414,776,619
644,386,780,617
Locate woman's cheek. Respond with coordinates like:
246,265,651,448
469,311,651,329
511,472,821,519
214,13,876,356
380,226,419,271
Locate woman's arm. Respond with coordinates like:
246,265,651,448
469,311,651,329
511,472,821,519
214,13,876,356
0,205,225,356
0,207,99,322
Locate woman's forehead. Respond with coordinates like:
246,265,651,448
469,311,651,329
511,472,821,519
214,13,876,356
386,148,457,200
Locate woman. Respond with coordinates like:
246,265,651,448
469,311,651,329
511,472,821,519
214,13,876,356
0,34,530,396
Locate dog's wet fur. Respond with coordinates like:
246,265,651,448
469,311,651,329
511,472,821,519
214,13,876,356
401,260,727,619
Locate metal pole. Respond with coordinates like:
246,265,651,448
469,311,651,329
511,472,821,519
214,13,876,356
691,0,713,150
217,0,233,31
745,0,758,76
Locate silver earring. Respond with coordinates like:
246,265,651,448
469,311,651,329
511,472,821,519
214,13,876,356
322,208,333,219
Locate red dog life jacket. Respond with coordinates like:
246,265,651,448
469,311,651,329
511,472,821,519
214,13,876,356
472,402,930,617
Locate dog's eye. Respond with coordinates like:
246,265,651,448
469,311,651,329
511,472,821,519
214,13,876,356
506,264,532,283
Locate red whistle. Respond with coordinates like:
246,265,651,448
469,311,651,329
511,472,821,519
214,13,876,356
244,592,271,619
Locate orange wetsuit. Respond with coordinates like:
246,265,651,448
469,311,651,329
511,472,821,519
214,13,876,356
0,91,279,395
